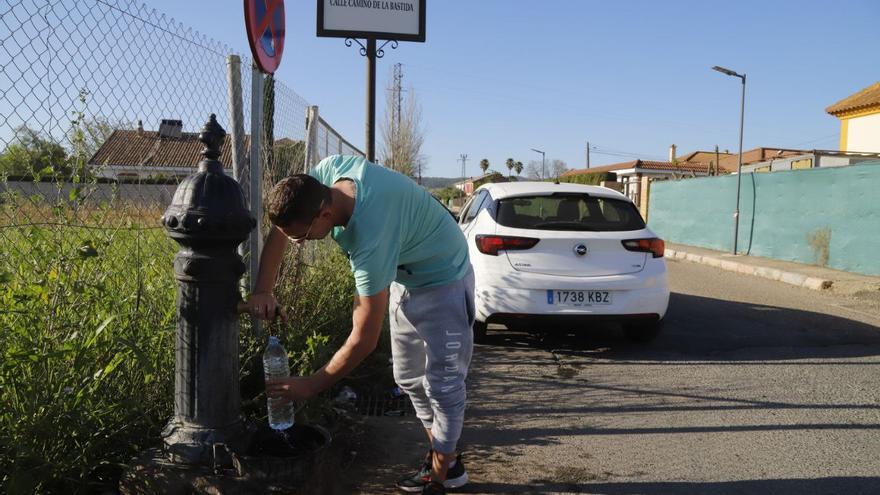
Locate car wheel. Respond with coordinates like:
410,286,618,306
473,321,488,344
624,319,663,342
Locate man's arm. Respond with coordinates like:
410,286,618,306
266,288,389,400
245,226,288,319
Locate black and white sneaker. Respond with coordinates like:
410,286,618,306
396,451,468,493
396,450,432,493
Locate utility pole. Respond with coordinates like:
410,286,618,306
390,63,407,171
459,153,468,199
586,141,591,168
714,144,720,176
394,63,405,133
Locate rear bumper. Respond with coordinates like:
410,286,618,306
473,264,669,323
487,312,660,329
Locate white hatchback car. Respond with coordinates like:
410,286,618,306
459,181,669,342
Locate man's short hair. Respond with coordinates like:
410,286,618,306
267,174,331,226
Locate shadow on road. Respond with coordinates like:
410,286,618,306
460,476,880,495
351,292,880,493
479,292,880,362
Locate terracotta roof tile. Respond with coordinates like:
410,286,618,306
88,129,252,169
826,81,880,116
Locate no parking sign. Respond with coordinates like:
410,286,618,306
244,0,285,73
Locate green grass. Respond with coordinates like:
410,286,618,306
0,196,362,493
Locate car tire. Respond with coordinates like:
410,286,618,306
624,318,663,342
473,321,488,344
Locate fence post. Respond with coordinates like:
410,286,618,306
227,56,246,186
248,65,264,338
303,105,320,173
226,55,248,267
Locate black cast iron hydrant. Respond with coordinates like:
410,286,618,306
160,114,256,464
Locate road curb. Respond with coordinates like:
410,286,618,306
666,248,834,291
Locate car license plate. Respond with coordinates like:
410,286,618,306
547,290,612,306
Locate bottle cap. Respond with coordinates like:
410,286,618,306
268,335,279,344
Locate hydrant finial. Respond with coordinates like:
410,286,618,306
199,113,226,164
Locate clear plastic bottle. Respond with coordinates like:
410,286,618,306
263,336,295,430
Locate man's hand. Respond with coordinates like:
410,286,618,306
244,292,284,321
266,376,317,402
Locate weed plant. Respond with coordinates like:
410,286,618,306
0,182,365,492
0,196,176,493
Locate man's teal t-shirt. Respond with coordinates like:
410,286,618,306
310,155,470,296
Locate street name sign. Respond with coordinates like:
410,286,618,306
317,0,426,42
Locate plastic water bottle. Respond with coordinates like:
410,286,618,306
263,336,295,430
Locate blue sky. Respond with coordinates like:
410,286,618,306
145,0,879,177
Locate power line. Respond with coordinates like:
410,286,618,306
791,133,839,147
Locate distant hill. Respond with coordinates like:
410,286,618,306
418,177,460,189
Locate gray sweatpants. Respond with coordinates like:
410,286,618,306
389,268,475,454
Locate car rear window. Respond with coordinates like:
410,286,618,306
495,194,646,231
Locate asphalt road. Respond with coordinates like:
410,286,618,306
353,258,880,494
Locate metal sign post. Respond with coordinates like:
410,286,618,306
243,0,285,335
316,0,425,162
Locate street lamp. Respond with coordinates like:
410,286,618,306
530,148,545,180
712,65,746,255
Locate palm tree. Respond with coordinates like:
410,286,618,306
514,160,523,177
505,158,514,176
479,158,489,174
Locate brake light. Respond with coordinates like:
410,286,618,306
621,238,665,258
475,235,540,256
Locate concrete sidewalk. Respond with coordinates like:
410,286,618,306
666,242,880,295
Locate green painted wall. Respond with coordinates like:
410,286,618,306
647,161,880,276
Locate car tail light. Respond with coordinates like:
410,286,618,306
475,235,540,256
621,238,665,258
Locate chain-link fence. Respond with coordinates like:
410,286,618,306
1,2,366,488
0,0,363,324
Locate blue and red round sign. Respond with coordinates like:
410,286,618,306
244,0,285,73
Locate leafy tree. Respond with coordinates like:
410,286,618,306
67,117,116,161
0,126,69,178
63,88,113,180
431,186,459,204
479,158,489,174
505,157,514,176
514,161,523,177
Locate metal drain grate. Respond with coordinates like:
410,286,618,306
355,395,415,417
